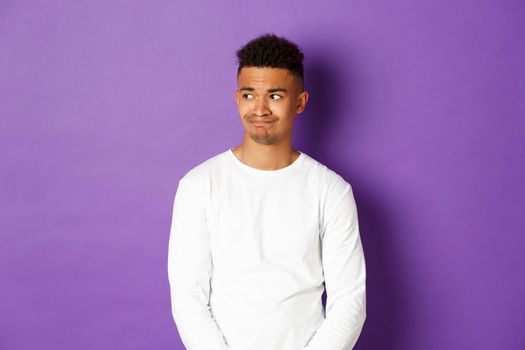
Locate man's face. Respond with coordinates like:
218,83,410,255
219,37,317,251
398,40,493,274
234,67,308,145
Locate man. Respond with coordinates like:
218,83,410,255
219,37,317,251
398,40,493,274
167,33,366,350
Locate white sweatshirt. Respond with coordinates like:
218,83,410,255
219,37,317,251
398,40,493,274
167,148,366,350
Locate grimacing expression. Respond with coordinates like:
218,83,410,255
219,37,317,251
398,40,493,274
234,67,308,145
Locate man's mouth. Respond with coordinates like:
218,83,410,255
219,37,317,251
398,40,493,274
249,119,274,127
248,117,275,125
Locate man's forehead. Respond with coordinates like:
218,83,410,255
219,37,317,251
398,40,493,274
237,67,297,88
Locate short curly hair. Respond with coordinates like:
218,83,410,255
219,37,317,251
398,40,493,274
236,33,305,88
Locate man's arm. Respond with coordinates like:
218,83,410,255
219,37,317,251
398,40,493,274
304,182,367,350
167,177,230,350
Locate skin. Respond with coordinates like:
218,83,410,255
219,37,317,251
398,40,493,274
232,66,309,171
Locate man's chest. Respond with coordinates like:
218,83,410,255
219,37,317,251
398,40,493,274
206,179,321,267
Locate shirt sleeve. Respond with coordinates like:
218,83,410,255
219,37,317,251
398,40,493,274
167,177,230,350
303,182,367,350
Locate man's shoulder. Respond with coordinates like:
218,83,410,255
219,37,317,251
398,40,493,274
302,153,351,193
179,149,229,185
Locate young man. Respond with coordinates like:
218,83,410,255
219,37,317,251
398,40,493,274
167,34,367,350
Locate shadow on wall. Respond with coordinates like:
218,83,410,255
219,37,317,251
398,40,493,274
298,53,410,350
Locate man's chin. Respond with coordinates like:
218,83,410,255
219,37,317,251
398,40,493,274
250,133,277,145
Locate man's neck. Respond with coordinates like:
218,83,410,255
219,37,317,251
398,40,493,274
231,143,300,171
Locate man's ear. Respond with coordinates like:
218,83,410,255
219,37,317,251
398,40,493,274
296,90,309,113
234,90,240,105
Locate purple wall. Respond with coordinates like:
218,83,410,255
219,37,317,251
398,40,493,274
1,1,524,349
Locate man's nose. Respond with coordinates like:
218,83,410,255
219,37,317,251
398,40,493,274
252,97,271,116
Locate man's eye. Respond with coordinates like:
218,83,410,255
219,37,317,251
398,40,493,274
270,94,282,100
242,94,254,99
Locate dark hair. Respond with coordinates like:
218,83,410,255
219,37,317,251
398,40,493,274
236,33,305,88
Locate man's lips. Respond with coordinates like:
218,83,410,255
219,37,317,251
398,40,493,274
248,118,275,126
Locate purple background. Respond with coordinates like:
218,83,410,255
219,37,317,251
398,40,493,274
1,1,524,349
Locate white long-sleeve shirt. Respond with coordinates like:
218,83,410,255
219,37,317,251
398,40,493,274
167,148,366,350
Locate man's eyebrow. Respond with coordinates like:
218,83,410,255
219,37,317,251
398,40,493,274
239,87,288,93
267,88,287,93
